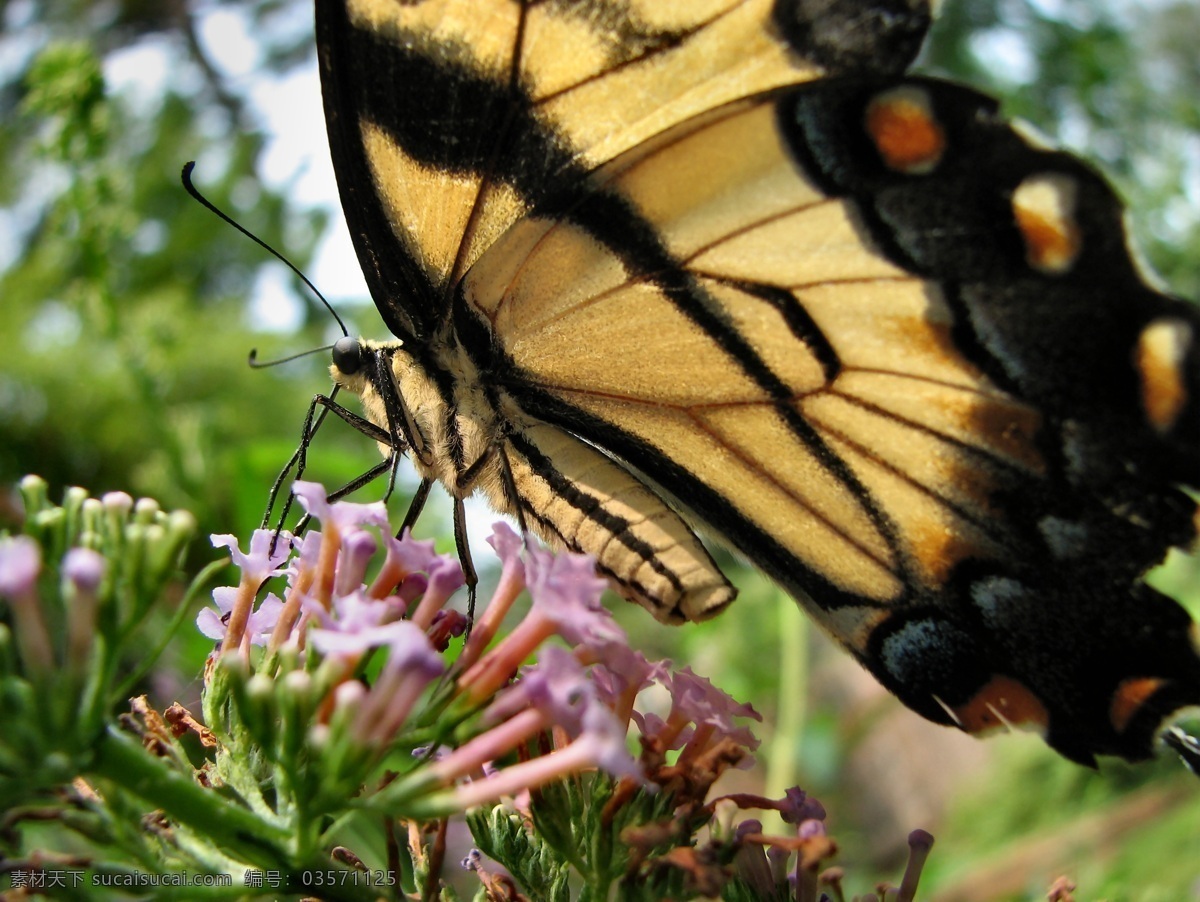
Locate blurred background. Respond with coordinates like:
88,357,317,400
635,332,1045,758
2,0,1199,898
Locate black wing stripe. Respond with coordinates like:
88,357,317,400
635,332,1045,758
509,382,902,611
807,392,1021,540
679,407,900,571
334,10,866,463
715,279,842,383
530,193,912,581
317,1,434,341
504,427,687,597
446,0,532,293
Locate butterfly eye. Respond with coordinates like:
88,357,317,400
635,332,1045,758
332,337,363,375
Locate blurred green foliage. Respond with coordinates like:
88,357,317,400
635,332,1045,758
1,1,1198,899
0,0,367,554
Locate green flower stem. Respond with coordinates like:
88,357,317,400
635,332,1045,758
364,773,448,819
87,725,291,869
765,590,807,832
88,727,372,901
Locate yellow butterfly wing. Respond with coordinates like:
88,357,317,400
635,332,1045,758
317,0,1200,765
317,0,928,336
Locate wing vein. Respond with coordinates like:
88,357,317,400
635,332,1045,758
679,197,851,265
805,401,1013,542
680,408,896,571
446,0,532,297
529,0,752,108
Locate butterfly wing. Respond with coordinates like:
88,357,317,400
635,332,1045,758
463,75,1200,763
316,0,929,340
317,0,1200,764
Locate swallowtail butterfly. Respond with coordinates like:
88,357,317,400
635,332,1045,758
312,0,1200,766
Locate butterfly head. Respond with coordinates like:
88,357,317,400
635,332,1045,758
327,337,423,466
331,335,364,378
329,336,405,400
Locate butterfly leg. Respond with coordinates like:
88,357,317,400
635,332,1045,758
267,390,402,532
397,476,434,538
452,495,479,626
495,443,531,536
263,388,338,529
288,454,398,536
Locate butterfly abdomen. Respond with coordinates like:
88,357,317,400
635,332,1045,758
333,338,738,623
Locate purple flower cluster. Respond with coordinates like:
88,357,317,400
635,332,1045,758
196,482,776,819
197,485,679,813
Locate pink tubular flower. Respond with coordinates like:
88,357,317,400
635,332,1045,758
64,547,105,668
209,529,295,654
292,484,389,609
430,708,549,784
425,639,647,814
644,667,762,760
631,711,691,750
290,481,389,536
669,667,761,734
189,486,790,881
211,530,292,586
798,818,826,839
434,675,643,811
780,786,826,826
457,542,626,702
352,621,445,746
428,609,468,651
288,530,325,576
524,543,620,649
196,490,769,842
304,590,406,657
208,494,465,663
717,786,826,830
368,529,444,601
409,554,466,630
588,647,667,728
435,653,593,785
483,645,595,730
0,535,41,599
449,704,643,810
334,528,378,597
268,530,324,650
100,490,134,515
197,588,284,646
457,522,526,670
63,547,104,592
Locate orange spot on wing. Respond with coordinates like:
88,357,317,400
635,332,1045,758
1011,174,1081,274
1136,318,1191,434
865,88,945,174
1109,676,1166,734
952,675,1049,735
1013,206,1079,273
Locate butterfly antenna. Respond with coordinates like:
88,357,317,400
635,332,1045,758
248,345,336,369
181,161,349,337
